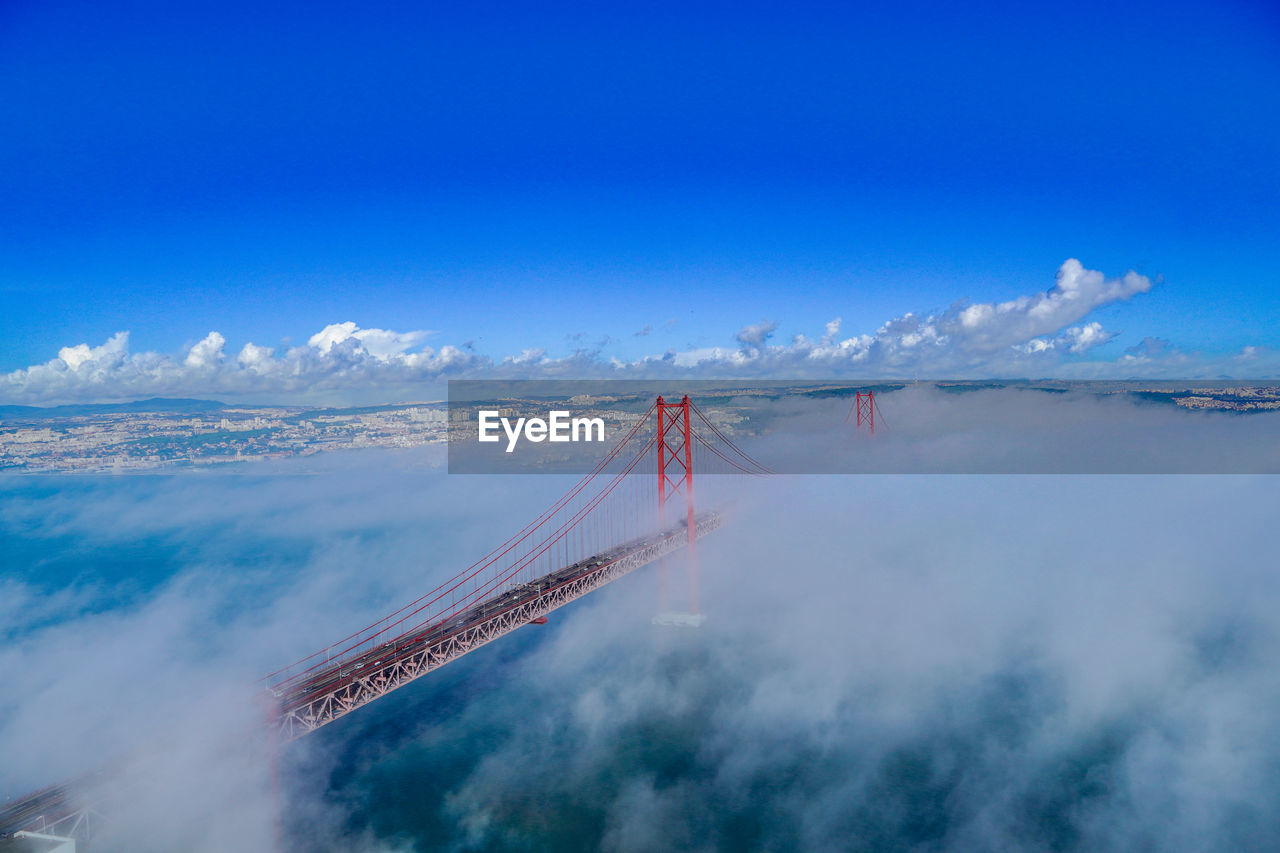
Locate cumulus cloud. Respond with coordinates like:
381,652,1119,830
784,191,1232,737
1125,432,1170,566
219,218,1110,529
0,322,482,406
307,322,430,361
1062,321,1117,353
56,331,130,373
763,259,1150,373
1,261,1274,406
503,348,547,366
1017,322,1118,355
734,319,778,351
1115,336,1208,374
1125,336,1173,359
949,258,1151,353
184,331,226,368
236,342,276,371
640,260,1163,377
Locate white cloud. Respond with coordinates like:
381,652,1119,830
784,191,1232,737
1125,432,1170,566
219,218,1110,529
800,259,1149,366
1,260,1273,406
307,321,430,362
1064,321,1117,354
56,331,130,372
1017,322,1118,356
184,332,226,368
653,260,1162,377
0,322,481,405
735,320,778,351
503,348,547,365
236,342,275,371
950,259,1151,353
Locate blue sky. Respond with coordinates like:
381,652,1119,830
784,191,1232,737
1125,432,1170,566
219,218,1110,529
2,0,1278,401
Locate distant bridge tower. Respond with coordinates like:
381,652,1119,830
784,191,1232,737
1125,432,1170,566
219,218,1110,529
655,395,702,626
847,391,875,435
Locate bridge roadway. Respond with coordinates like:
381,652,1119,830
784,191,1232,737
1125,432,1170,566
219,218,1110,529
0,782,71,839
273,510,722,739
0,512,723,837
0,770,106,840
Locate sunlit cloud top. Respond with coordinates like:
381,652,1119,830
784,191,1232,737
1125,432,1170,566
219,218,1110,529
4,261,1275,406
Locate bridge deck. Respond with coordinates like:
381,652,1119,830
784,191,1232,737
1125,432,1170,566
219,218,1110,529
273,511,721,739
0,770,106,840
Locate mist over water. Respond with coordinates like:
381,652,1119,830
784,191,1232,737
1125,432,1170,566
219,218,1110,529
301,475,1280,852
750,386,1280,474
3,428,1279,850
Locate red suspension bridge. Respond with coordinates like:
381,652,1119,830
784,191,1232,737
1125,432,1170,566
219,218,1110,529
263,395,770,739
1,395,772,841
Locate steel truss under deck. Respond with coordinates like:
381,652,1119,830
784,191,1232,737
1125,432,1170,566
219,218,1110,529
273,512,722,740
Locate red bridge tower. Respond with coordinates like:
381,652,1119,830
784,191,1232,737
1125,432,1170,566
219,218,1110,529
656,395,699,618
847,390,875,434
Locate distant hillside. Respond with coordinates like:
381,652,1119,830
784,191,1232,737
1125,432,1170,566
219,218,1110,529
0,398,229,418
